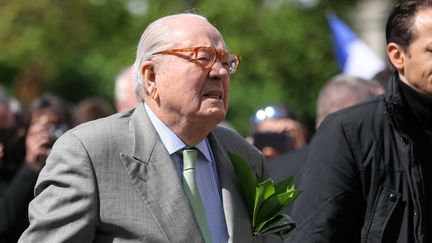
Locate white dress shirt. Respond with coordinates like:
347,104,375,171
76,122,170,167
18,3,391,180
145,104,229,242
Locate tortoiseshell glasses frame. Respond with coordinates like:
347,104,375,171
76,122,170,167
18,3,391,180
152,46,241,74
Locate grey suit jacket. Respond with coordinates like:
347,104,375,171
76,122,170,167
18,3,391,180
19,104,266,243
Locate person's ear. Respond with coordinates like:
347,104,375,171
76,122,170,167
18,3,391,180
141,61,159,100
387,43,406,73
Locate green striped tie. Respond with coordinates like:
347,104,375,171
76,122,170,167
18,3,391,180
181,148,212,243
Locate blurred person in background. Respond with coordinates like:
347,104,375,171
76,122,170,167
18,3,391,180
249,104,308,161
74,96,114,124
0,87,15,128
114,66,141,112
24,95,74,171
315,74,384,129
1,94,73,243
0,86,25,175
0,89,27,243
0,87,20,171
290,1,432,242
266,75,383,243
270,75,383,183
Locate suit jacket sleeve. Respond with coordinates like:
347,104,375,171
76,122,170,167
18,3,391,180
289,114,364,242
19,132,98,243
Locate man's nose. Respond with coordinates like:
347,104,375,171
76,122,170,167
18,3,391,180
208,60,229,80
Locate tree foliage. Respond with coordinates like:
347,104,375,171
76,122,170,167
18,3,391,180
0,0,357,135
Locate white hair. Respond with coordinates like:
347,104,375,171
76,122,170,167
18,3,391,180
115,67,130,103
316,74,383,128
132,13,208,97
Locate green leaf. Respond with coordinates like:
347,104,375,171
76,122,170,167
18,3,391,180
256,190,300,230
228,153,300,239
228,152,257,215
253,179,274,227
256,214,296,240
274,175,296,194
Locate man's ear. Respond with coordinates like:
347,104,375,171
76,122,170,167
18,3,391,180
141,61,158,100
387,43,405,73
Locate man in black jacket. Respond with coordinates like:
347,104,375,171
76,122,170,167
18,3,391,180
290,0,432,242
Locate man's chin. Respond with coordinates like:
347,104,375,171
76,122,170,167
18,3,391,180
200,108,226,123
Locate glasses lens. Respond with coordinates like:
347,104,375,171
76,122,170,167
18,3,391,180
196,47,239,74
220,53,239,74
227,54,239,74
196,47,216,69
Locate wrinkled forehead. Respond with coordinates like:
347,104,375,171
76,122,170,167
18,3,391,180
166,15,227,49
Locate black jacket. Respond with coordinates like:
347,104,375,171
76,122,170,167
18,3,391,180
0,164,39,243
289,74,428,243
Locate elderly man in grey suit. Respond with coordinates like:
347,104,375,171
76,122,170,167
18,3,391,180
19,13,265,243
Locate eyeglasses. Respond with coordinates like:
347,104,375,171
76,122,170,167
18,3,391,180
152,46,241,75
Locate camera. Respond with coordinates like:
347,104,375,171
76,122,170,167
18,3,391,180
253,132,293,153
48,124,69,142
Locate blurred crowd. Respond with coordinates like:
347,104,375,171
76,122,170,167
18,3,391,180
1,61,388,242
1,62,389,242
247,73,386,168
0,66,140,243
3,2,431,241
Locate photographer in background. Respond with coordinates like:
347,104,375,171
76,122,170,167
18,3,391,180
1,94,74,243
249,104,308,160
24,95,74,170
1,87,27,241
0,87,26,174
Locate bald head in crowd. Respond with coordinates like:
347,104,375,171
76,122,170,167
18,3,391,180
316,75,384,129
114,66,140,112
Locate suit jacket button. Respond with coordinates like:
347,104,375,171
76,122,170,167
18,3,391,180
389,193,397,202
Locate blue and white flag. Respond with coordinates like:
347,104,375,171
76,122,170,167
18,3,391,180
327,12,385,79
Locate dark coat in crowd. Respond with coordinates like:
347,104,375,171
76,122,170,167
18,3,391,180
265,146,308,243
289,73,431,243
0,164,39,243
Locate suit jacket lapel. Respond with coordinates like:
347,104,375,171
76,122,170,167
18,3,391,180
208,132,254,243
120,104,204,242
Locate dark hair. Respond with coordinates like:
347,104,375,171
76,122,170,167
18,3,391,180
386,0,432,51
29,95,74,128
74,97,113,124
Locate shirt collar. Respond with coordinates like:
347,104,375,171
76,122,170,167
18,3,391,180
144,103,213,162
